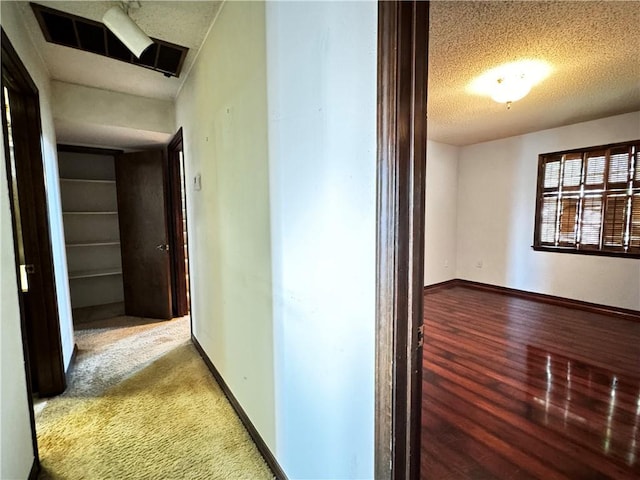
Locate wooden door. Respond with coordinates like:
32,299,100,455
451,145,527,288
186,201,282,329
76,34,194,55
167,128,190,317
115,150,172,319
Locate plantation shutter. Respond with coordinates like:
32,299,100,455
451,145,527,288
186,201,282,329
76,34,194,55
543,156,561,190
558,197,578,245
635,146,640,187
603,195,628,248
562,154,583,190
584,150,606,187
540,196,558,244
630,194,640,250
607,146,631,188
534,140,639,257
579,196,603,248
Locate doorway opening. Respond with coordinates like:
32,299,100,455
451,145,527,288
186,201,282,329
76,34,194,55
1,29,66,402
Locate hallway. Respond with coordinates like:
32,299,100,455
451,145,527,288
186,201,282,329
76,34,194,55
35,316,272,479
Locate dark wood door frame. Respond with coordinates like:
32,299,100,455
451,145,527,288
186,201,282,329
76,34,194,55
1,28,66,399
375,2,428,479
167,128,191,318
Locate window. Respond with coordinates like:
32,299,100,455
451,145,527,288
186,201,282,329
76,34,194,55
533,140,640,258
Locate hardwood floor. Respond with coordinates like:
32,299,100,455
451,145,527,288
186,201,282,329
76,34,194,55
422,286,640,479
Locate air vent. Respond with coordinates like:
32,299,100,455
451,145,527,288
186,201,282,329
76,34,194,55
31,2,188,78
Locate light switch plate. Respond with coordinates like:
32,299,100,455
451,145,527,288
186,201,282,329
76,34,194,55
193,173,202,191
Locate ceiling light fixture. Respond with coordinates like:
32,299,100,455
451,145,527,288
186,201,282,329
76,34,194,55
102,1,152,58
469,60,552,109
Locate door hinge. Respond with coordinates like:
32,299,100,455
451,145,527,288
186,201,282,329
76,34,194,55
156,244,170,251
417,325,424,348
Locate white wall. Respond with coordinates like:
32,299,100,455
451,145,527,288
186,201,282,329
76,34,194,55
266,2,377,478
456,111,640,310
0,140,34,480
1,1,73,476
175,0,276,453
424,141,459,285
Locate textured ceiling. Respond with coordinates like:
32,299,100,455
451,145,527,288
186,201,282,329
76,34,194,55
428,0,640,146
18,1,222,100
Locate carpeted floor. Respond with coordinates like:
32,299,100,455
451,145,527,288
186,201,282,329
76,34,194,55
35,316,273,479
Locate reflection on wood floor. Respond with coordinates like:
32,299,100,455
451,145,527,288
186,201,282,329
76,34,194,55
422,286,640,480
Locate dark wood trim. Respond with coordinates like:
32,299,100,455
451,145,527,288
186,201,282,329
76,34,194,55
457,279,640,323
375,2,429,479
57,144,123,156
422,279,458,293
2,28,66,399
28,457,40,480
191,336,287,480
532,244,640,259
166,128,190,318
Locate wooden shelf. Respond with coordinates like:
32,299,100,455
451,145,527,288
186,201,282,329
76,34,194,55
60,178,116,184
63,211,118,215
66,241,120,248
68,269,122,280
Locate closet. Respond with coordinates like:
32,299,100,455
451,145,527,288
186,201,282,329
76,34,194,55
58,148,125,323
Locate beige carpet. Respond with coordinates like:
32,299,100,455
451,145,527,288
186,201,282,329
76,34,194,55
36,316,273,479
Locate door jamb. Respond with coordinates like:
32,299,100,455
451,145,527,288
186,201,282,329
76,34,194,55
375,2,429,479
167,127,191,318
1,28,66,398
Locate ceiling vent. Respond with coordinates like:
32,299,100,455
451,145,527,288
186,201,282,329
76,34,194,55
30,2,188,78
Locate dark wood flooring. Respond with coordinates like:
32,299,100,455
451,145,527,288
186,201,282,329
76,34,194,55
422,286,640,480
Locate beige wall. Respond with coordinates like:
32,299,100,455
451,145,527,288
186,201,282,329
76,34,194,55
175,0,276,450
52,81,175,134
51,81,175,149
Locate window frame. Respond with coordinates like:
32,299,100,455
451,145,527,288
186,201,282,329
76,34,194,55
532,139,640,259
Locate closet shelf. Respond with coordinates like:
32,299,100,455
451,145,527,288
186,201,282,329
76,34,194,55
68,269,122,280
60,178,116,184
66,241,120,248
63,211,118,215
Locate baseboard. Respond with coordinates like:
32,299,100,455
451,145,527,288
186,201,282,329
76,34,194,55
65,343,78,379
72,302,125,325
425,278,640,323
28,457,39,480
191,336,288,480
423,279,459,292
